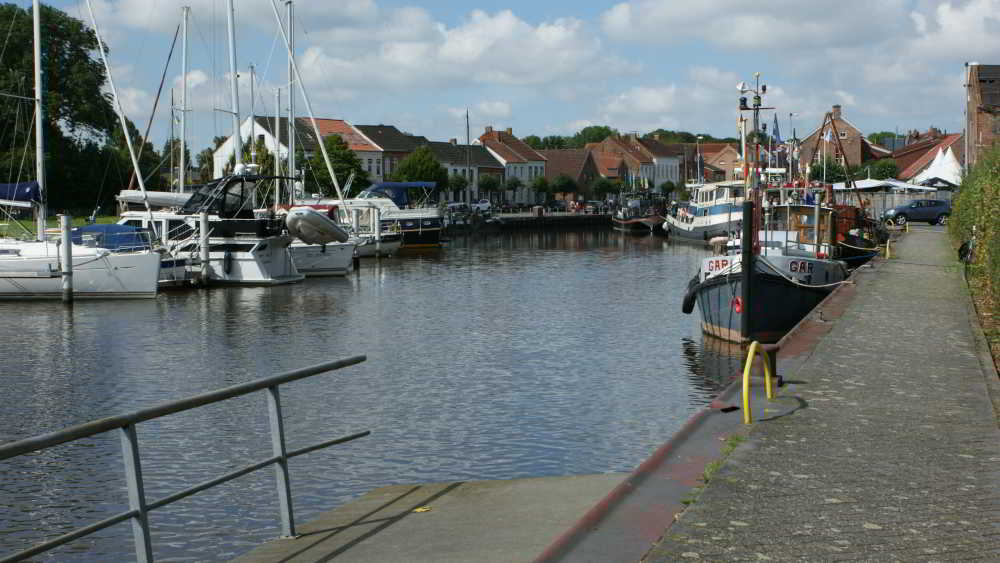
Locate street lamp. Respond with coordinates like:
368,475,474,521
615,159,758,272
696,135,703,184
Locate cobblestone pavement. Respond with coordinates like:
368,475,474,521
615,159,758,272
645,228,1000,562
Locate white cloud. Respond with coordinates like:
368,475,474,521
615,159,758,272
476,100,511,118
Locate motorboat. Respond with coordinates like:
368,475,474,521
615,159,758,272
284,207,354,276
120,173,304,285
663,182,746,242
612,193,666,233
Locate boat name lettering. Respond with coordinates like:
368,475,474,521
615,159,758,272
707,259,730,272
789,260,814,274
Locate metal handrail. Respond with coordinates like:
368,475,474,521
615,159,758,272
741,341,775,424
0,355,367,563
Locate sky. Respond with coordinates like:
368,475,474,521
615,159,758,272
15,0,1000,154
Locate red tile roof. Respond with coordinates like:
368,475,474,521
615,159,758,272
478,130,546,163
897,134,962,180
594,154,625,178
538,149,593,182
308,119,378,152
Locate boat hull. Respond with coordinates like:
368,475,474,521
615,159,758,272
0,249,160,299
688,255,846,343
663,215,741,242
353,234,402,257
203,236,303,285
612,215,663,232
289,241,355,276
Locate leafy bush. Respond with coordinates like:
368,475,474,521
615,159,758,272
950,145,1000,307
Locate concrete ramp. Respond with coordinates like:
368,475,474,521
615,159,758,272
232,474,626,563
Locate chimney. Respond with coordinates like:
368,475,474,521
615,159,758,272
832,104,842,120
485,126,493,133
449,138,457,145
505,127,513,135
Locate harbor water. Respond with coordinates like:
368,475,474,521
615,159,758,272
0,230,746,561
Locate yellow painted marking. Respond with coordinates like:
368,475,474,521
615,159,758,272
412,506,432,513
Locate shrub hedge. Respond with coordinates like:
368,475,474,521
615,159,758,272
950,145,1000,308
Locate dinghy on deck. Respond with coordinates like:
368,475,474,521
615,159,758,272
285,207,350,244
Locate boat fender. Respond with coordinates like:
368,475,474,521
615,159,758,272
681,275,699,314
703,230,709,241
223,250,233,275
321,244,327,254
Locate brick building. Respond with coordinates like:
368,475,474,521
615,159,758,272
798,105,891,176
965,63,1000,169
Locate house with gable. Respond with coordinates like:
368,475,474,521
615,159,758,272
424,139,505,202
587,135,655,189
476,127,547,204
798,104,891,176
353,124,428,181
633,137,683,188
537,148,600,200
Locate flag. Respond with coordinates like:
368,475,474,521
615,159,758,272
772,114,781,143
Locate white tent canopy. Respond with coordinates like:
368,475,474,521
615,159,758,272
830,178,937,191
913,146,962,187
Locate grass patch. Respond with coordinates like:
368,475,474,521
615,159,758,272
678,433,749,508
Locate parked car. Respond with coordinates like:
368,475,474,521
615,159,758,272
547,200,568,212
584,201,604,214
883,199,951,226
446,202,468,212
469,199,491,212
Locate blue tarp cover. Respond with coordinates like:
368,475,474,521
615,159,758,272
71,224,150,251
360,182,437,208
0,181,41,203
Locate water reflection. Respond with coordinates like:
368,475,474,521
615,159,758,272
0,230,728,561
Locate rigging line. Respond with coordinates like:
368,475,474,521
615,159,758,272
0,4,19,68
127,22,181,192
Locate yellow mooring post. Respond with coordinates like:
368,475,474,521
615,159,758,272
741,341,775,424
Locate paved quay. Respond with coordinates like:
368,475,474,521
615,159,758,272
645,227,1000,562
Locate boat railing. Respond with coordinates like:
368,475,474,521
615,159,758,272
0,355,368,563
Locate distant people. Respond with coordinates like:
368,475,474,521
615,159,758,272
804,190,815,205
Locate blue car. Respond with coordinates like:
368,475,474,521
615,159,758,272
883,199,951,226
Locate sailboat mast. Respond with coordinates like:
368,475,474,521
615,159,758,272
84,0,157,238
269,0,344,203
226,0,241,170
465,108,471,205
180,5,188,192
286,0,295,204
249,63,256,165
274,87,281,212
32,0,45,240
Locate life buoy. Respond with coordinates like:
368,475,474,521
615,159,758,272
731,297,743,313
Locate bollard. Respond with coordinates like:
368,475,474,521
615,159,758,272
373,207,382,256
199,211,210,284
59,214,73,304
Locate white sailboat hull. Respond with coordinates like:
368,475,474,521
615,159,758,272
0,242,160,299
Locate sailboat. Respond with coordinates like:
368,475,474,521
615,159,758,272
0,0,160,299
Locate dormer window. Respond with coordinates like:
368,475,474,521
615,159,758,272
839,131,847,139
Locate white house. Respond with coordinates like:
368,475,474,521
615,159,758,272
476,127,547,204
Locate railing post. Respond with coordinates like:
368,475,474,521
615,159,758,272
120,424,153,562
266,385,296,537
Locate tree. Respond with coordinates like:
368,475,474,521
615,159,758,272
659,180,676,195
307,134,369,197
448,173,467,201
593,177,616,198
540,135,568,149
0,3,125,212
522,135,542,149
869,158,898,180
551,174,578,194
569,125,617,148
478,174,501,195
194,148,215,181
531,176,550,201
867,131,897,148
391,145,448,190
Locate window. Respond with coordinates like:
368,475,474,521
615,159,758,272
839,131,847,139
367,158,372,172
